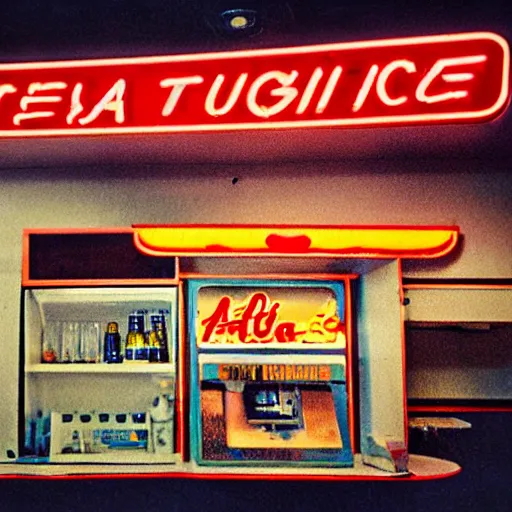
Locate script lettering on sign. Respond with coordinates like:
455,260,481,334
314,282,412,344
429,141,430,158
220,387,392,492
0,32,508,137
198,291,345,347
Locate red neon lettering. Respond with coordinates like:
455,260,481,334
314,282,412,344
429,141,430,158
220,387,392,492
205,74,248,116
376,60,416,107
315,66,342,114
296,67,323,114
66,83,84,124
78,79,126,125
353,64,379,112
416,55,487,104
13,82,67,126
160,76,204,117
0,84,17,103
246,71,299,118
442,72,475,83
0,33,506,135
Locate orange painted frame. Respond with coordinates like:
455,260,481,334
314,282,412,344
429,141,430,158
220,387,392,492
404,283,512,290
182,272,357,455
22,227,180,287
0,461,461,481
403,281,512,415
0,463,462,482
408,405,512,413
344,277,356,453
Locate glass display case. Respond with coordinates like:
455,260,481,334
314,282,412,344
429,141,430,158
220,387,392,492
22,287,179,464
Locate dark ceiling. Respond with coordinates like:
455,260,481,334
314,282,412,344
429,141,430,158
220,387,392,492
0,1,511,169
1,0,511,59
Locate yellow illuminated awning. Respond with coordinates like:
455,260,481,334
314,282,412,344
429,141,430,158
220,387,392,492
132,224,459,259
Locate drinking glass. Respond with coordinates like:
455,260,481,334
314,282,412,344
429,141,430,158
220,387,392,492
81,322,101,363
42,321,61,363
61,321,80,363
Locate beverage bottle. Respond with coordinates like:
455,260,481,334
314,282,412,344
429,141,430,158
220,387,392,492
150,380,174,455
158,310,170,363
148,314,161,363
144,310,151,360
148,311,170,363
104,322,123,363
125,310,147,361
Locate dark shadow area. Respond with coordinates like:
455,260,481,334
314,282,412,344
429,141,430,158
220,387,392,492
1,1,511,59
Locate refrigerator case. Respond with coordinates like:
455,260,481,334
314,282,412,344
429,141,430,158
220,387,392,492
22,287,179,464
188,279,354,467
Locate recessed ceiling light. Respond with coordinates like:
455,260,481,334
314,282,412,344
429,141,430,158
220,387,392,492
230,15,249,29
220,9,258,33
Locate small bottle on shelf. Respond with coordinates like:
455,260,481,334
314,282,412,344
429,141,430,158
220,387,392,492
104,322,123,363
147,317,160,363
148,310,170,363
125,310,148,362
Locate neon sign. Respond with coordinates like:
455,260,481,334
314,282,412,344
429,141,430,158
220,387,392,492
133,224,459,258
198,291,346,348
0,32,508,137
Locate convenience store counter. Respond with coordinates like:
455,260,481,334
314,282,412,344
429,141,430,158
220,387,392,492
0,454,460,480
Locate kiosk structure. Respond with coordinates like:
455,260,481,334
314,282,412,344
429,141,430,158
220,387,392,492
0,223,463,480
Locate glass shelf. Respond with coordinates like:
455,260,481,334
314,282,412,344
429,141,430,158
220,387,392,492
26,363,175,374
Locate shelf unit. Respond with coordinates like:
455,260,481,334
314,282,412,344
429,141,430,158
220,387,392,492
22,287,179,465
403,284,512,403
26,364,175,374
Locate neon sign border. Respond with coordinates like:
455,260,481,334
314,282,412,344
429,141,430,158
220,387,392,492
0,31,509,138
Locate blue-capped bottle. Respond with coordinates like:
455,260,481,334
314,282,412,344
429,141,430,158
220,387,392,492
104,322,123,363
